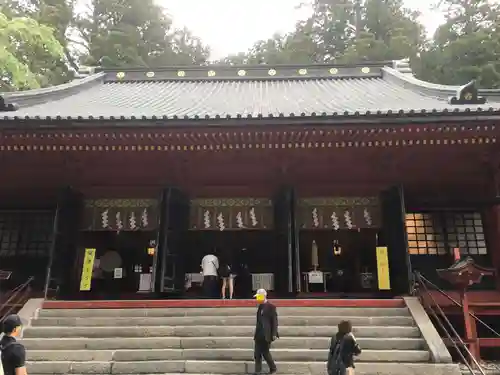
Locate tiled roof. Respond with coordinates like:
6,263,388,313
1,62,500,123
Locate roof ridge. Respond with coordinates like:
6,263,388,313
103,75,381,84
102,64,385,83
1,73,105,109
96,61,393,73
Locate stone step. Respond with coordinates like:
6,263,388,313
26,361,461,375
23,325,421,338
38,307,410,318
32,315,415,327
21,336,426,351
27,348,431,362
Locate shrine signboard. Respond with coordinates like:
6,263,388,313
82,199,159,231
298,197,381,230
190,198,273,230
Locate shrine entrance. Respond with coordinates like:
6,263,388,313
183,230,276,299
298,229,379,295
77,230,156,299
183,198,285,298
72,198,160,299
295,197,384,296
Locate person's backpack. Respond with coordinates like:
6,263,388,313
327,336,347,375
0,341,14,375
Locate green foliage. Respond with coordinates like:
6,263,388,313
220,0,425,66
2,0,500,90
341,0,424,63
218,0,499,89
414,0,500,88
76,0,210,68
0,11,64,91
1,0,210,90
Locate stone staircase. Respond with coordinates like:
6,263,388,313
21,301,461,375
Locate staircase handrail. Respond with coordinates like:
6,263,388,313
416,272,500,339
413,271,485,375
0,276,34,322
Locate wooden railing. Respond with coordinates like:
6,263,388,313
0,276,34,321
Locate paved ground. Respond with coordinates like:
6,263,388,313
460,361,500,374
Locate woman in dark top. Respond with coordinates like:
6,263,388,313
219,251,235,299
327,320,361,375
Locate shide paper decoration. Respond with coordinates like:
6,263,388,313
83,199,159,231
190,198,273,230
298,197,381,230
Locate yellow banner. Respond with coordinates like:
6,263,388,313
79,248,96,291
376,246,391,290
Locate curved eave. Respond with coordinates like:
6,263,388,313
437,264,495,275
1,73,106,108
382,67,500,101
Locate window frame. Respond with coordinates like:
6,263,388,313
405,211,487,256
0,210,54,258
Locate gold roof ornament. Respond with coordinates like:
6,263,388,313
449,80,486,105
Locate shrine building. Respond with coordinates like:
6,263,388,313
1,60,500,302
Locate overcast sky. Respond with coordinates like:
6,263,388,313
162,0,445,59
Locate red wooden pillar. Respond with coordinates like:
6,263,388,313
483,205,500,290
460,289,479,361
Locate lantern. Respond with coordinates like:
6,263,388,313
333,240,342,256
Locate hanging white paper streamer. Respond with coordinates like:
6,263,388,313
101,209,109,228
236,212,244,228
312,208,319,227
344,210,353,229
116,211,123,231
331,211,340,230
363,208,372,226
250,207,258,226
203,210,211,229
129,212,137,230
217,213,225,231
141,208,149,227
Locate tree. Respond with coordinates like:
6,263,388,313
301,0,359,62
414,0,500,88
0,11,64,91
76,0,210,68
2,0,78,83
340,0,425,63
220,0,425,65
216,29,319,65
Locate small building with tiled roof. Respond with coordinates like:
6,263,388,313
1,61,500,310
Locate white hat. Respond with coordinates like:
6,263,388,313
253,288,267,298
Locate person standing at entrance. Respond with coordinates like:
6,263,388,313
253,288,278,374
236,247,252,298
201,250,219,298
1,314,28,375
220,249,235,299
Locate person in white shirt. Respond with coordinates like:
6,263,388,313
201,251,219,298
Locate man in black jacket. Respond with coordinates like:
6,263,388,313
253,288,278,374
